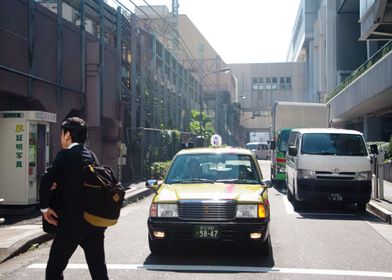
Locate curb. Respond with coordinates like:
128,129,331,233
367,200,392,224
0,187,153,264
123,187,153,205
0,232,53,264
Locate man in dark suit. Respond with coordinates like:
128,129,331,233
40,117,108,280
181,134,194,149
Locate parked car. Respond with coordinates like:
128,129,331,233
245,142,270,160
146,146,272,255
285,128,372,212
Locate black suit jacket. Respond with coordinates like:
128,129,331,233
40,144,103,237
181,141,194,149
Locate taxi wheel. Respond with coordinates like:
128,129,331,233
148,235,167,254
256,235,271,256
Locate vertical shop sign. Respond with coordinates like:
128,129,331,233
15,124,24,168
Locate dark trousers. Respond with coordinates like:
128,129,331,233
46,230,108,280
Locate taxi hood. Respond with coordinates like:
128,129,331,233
155,183,265,202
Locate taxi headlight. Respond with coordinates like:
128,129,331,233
297,169,316,179
236,205,257,218
157,204,178,217
355,171,372,181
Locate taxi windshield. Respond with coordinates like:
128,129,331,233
165,153,262,184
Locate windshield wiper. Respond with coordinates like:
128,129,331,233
178,178,214,184
216,179,259,184
216,179,239,183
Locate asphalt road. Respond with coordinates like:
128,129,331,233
1,161,392,279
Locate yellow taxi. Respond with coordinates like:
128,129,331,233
146,139,272,256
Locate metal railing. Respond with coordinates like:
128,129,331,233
0,198,4,224
326,40,392,102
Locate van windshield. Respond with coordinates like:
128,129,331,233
245,143,258,150
301,133,367,156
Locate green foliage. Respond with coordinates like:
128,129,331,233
389,135,392,159
150,161,172,179
189,109,215,140
172,129,181,142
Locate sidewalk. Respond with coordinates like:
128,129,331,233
368,180,392,224
0,181,151,263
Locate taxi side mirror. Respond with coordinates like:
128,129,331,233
146,179,160,193
262,179,272,188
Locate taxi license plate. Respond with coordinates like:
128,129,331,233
329,193,343,201
193,225,220,239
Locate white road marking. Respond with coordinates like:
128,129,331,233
298,212,356,217
28,263,392,277
282,196,295,215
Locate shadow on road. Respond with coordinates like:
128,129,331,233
143,242,275,271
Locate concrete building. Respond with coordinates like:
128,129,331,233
289,0,392,141
0,0,204,184
229,63,306,144
136,6,240,145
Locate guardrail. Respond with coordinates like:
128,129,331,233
326,40,392,102
384,161,392,183
0,198,4,224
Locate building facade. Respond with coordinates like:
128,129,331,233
229,63,306,144
0,0,204,183
289,0,392,141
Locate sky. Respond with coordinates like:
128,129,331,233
113,0,301,64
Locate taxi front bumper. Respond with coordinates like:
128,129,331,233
148,218,269,244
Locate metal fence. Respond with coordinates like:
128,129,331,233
384,161,392,182
326,40,392,101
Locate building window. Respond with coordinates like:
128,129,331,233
271,77,278,90
258,78,264,90
252,77,264,91
265,78,272,90
265,77,278,90
279,77,291,90
252,78,258,90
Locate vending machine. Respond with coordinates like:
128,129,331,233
0,111,57,205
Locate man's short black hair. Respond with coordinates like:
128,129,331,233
61,117,87,143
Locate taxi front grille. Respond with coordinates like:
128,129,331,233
178,200,236,221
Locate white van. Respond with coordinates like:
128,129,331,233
285,128,371,212
245,142,270,160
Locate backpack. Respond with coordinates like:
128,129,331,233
82,162,125,227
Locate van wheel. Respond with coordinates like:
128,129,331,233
292,198,302,211
287,188,293,201
290,181,301,211
356,202,367,213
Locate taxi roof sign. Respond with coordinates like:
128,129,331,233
210,134,222,147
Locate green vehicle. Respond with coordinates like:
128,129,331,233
271,128,291,188
271,102,329,188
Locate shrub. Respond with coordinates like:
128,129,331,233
150,161,172,179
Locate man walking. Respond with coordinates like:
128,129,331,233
40,117,109,280
181,134,194,149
